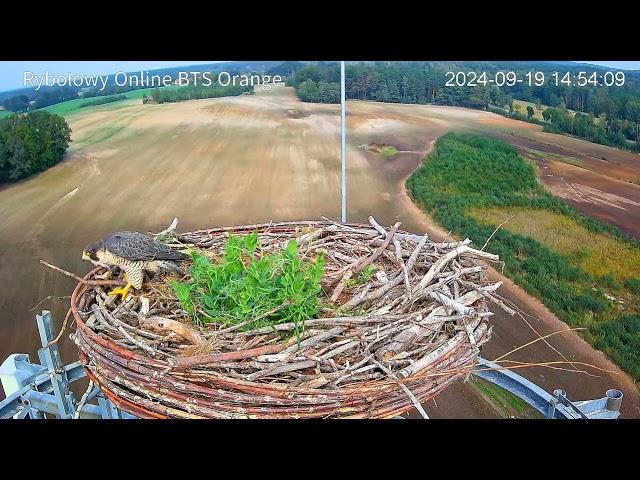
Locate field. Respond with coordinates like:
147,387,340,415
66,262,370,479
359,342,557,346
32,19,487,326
407,133,640,380
2,86,640,416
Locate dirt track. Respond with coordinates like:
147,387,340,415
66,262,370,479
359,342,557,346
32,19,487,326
1,88,638,416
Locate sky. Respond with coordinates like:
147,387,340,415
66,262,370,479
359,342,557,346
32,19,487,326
575,61,640,70
1,60,640,93
0,61,220,92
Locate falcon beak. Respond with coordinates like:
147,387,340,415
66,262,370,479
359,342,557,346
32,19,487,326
82,252,90,261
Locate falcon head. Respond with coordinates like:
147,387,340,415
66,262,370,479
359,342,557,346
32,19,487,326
82,240,105,262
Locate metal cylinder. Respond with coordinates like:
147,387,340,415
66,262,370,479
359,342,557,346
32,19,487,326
605,389,623,412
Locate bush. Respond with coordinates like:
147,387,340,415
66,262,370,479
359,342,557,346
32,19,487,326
171,233,325,333
591,316,640,380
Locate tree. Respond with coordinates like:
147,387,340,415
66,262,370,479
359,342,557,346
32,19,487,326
0,111,71,182
3,95,30,112
506,96,514,114
625,99,640,146
527,105,535,120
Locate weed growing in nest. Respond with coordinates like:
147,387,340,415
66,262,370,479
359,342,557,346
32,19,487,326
170,232,325,334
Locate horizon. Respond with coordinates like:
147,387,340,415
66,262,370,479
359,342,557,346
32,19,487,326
1,60,640,94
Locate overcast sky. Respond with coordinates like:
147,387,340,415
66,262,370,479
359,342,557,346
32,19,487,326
1,60,639,93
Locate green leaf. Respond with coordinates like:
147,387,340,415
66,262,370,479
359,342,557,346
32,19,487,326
286,239,298,257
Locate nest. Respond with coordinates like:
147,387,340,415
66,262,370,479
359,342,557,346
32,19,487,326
70,219,501,419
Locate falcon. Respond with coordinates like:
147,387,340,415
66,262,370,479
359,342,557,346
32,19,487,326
82,231,188,300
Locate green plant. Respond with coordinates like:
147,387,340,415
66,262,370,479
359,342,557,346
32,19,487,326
380,146,398,158
624,278,640,295
359,264,376,282
170,233,325,334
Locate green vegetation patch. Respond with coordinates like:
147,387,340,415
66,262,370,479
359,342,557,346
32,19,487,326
406,132,640,380
471,377,531,416
149,83,252,104
171,233,325,334
591,316,640,381
78,94,127,109
0,111,71,183
380,145,398,158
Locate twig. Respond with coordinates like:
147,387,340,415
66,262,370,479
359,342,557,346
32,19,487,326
40,260,125,286
30,295,71,312
73,380,95,419
481,213,517,251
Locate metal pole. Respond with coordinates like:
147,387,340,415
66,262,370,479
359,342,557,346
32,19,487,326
340,60,347,223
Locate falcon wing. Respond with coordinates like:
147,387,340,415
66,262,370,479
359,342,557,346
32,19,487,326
105,231,186,261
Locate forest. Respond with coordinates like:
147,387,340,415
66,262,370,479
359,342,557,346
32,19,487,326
406,133,640,380
0,111,71,182
147,83,253,104
287,61,640,151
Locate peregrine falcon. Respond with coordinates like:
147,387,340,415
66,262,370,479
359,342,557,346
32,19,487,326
82,231,188,300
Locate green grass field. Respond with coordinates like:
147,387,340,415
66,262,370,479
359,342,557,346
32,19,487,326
41,87,161,116
406,133,640,381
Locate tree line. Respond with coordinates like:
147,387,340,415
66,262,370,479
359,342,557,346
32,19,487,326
286,63,341,103
147,83,253,104
2,86,79,112
286,61,640,151
0,111,71,182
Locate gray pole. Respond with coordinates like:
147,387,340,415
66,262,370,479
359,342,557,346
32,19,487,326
340,61,347,223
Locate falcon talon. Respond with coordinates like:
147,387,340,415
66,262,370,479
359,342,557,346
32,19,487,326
108,284,132,300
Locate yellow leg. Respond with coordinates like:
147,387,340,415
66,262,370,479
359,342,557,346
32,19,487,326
108,282,132,300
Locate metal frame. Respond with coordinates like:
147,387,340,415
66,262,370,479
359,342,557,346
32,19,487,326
0,311,135,419
472,358,623,419
0,311,623,419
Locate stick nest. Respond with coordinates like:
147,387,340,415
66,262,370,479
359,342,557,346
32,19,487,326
71,218,501,418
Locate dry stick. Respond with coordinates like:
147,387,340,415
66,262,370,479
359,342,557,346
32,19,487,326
140,316,206,345
493,360,599,378
247,360,318,381
30,295,71,312
491,327,586,363
481,213,517,251
369,216,403,260
378,284,500,362
373,360,429,419
330,270,353,302
341,232,428,311
351,222,400,276
40,260,125,286
487,289,582,373
172,336,299,370
73,379,95,420
152,217,179,239
43,308,72,348
282,326,346,354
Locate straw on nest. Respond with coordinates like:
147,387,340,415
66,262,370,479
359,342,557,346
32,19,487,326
70,218,502,419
